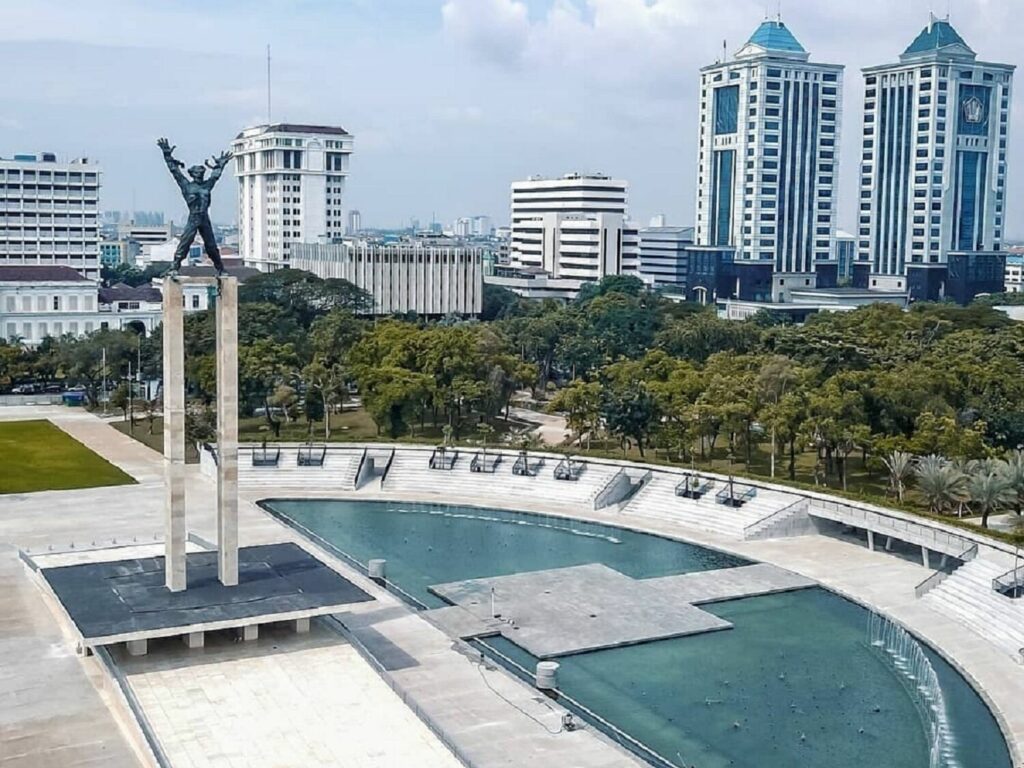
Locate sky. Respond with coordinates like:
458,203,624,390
1,0,1020,236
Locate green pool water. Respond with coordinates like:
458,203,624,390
266,498,1011,768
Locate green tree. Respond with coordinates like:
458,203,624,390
967,464,1016,528
239,339,298,437
881,450,914,503
548,379,601,448
914,455,968,515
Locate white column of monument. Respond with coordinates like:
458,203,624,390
162,277,187,591
216,277,239,586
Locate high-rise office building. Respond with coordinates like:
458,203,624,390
347,209,361,236
509,173,639,283
695,20,843,302
856,15,1014,303
232,123,353,272
0,153,101,279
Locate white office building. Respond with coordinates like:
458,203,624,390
0,266,159,346
232,123,353,272
695,20,843,302
856,15,1014,303
292,240,483,316
638,226,695,289
0,153,101,279
509,174,639,287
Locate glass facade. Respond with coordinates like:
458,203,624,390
713,86,739,135
954,150,986,251
712,150,735,247
957,84,991,137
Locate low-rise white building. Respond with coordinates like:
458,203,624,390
291,240,482,316
0,266,160,345
507,173,639,299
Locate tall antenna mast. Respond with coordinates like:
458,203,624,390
266,44,272,124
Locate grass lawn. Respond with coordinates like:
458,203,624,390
0,420,135,494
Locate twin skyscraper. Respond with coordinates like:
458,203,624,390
696,15,1013,304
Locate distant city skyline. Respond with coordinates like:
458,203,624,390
1,1,1020,236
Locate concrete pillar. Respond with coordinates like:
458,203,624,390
867,530,875,551
294,617,311,634
162,277,187,592
126,639,148,656
885,537,893,552
921,547,931,569
216,277,239,587
239,624,258,642
183,631,205,649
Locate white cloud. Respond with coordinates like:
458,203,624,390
441,0,531,66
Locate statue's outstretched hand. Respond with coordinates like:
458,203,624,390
214,150,232,168
157,137,175,154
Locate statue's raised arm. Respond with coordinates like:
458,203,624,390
157,137,187,191
204,151,233,186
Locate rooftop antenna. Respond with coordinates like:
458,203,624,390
776,0,782,22
722,39,727,63
266,44,272,125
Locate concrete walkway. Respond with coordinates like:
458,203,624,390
5,408,1024,768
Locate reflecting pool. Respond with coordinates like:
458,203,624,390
266,499,1011,768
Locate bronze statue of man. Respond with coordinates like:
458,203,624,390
157,138,231,273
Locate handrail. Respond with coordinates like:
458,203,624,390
742,497,807,538
352,447,367,486
554,456,584,481
675,472,714,498
203,441,218,467
716,480,757,507
914,542,979,598
992,563,1024,596
380,448,396,482
592,468,627,509
470,451,502,473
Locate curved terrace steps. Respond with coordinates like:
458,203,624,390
380,450,618,508
923,559,1024,661
237,447,364,491
619,473,801,539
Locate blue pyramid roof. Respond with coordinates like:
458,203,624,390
747,20,806,53
903,18,973,56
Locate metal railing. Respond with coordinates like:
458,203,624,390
251,445,280,467
592,468,628,509
380,448,396,482
914,543,979,598
809,498,975,557
992,564,1024,598
742,498,808,539
554,457,584,481
716,480,757,507
674,472,714,499
428,447,458,470
470,451,502,473
296,444,326,467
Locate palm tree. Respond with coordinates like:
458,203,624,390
882,450,914,503
967,464,1016,528
914,454,968,515
1003,449,1024,516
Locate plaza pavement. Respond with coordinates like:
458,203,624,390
0,407,645,768
3,406,1024,767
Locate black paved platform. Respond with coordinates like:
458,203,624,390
40,543,373,642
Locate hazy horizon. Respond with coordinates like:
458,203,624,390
2,0,1020,236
